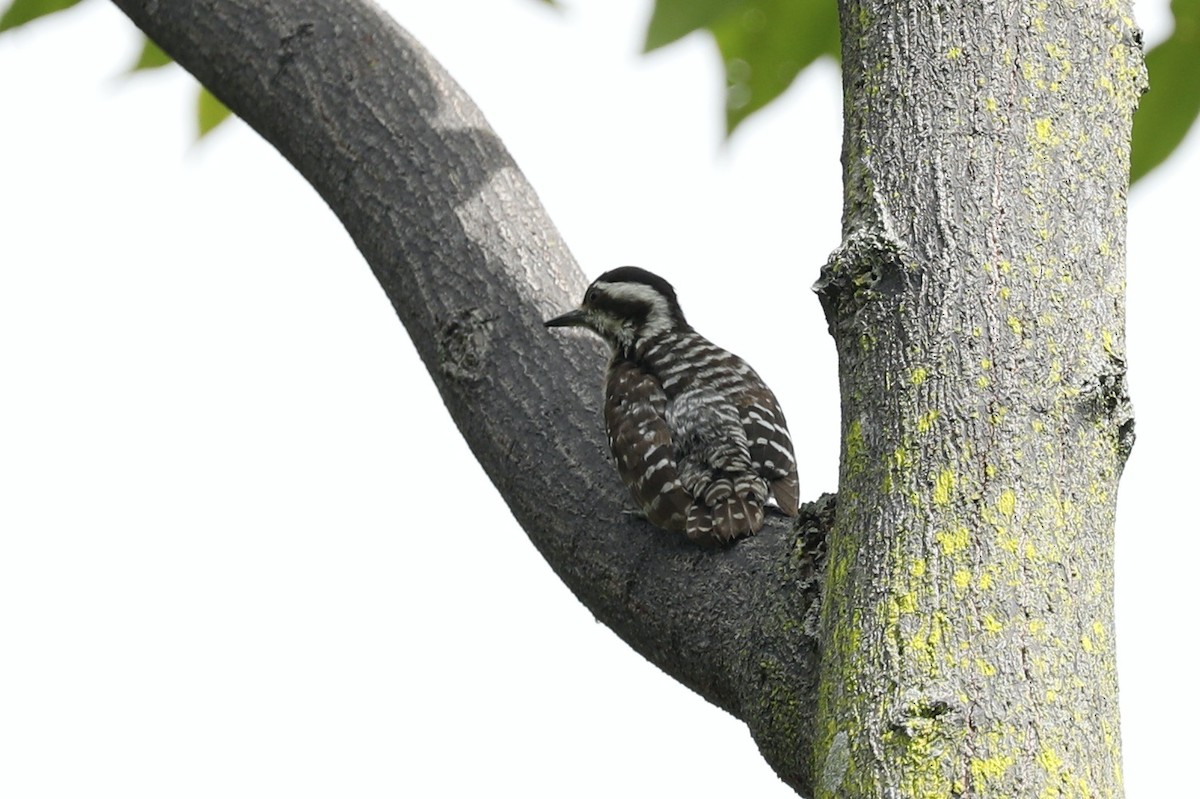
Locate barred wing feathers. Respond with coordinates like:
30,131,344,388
603,360,691,532
737,380,800,517
603,339,798,545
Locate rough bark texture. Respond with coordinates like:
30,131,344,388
812,1,1141,796
107,0,829,794
107,0,1142,795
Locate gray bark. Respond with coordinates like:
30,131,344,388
107,0,829,794
812,1,1140,796
107,0,1141,796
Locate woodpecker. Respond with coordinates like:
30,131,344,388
545,266,799,544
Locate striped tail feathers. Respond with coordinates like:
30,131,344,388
684,504,716,541
712,494,765,542
684,475,767,544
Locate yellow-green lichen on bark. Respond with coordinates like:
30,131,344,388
813,0,1139,795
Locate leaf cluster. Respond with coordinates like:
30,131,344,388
644,0,838,134
2,0,1197,181
1,0,231,138
1130,0,1200,182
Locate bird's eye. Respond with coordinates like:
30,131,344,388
584,288,595,305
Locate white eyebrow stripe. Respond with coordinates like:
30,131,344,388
593,280,673,338
594,281,665,307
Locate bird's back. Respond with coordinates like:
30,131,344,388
604,330,799,543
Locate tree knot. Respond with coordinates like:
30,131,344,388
885,689,966,754
813,229,918,332
1080,352,1136,472
437,307,494,383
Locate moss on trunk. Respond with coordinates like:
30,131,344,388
812,1,1142,796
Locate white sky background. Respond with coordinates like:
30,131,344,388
0,0,1194,796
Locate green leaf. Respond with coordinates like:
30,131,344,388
197,86,232,139
643,0,839,134
0,0,82,33
129,36,172,72
712,0,840,134
1131,0,1200,184
644,0,742,52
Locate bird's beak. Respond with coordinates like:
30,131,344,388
544,308,589,329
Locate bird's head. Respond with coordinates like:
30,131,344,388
544,266,689,351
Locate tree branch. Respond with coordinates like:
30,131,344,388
109,0,829,793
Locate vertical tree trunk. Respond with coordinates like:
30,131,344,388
102,0,1147,793
813,1,1141,796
